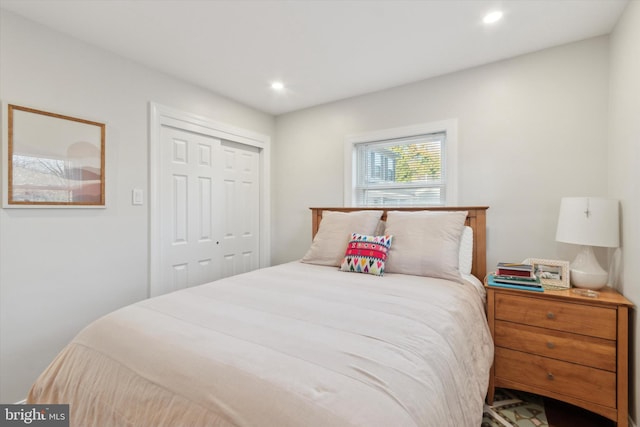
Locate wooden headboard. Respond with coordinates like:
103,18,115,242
310,206,488,281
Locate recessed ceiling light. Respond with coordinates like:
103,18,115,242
483,10,503,24
271,81,285,91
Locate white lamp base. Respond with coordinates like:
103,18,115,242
570,245,608,290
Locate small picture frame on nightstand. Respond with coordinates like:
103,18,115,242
524,258,570,289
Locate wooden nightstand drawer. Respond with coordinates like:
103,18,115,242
495,293,616,339
495,320,616,371
495,347,616,408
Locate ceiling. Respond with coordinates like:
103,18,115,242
0,0,629,115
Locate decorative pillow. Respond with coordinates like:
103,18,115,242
384,210,468,282
459,226,473,275
301,210,384,266
340,233,393,276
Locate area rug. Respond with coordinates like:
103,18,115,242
482,388,548,427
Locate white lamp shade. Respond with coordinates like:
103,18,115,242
555,197,619,248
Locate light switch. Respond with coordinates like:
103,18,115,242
132,189,144,205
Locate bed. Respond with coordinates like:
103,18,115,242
28,206,493,427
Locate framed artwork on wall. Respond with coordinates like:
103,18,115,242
5,104,105,207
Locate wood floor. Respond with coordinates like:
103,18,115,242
544,397,615,427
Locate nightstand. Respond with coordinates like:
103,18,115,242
485,285,633,427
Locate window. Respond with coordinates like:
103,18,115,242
345,120,457,207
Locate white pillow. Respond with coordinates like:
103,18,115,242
459,226,473,276
372,221,473,275
384,210,468,282
301,210,383,266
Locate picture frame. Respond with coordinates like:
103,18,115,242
6,104,105,207
525,258,570,289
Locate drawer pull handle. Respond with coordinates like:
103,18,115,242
547,373,554,380
547,342,555,349
546,312,555,320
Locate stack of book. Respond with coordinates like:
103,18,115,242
487,262,543,292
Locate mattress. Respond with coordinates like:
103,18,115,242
28,261,493,427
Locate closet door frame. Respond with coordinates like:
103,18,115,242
148,102,271,297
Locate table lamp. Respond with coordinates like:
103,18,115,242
555,197,619,290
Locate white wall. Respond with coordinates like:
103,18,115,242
609,1,640,424
0,10,275,403
273,36,610,270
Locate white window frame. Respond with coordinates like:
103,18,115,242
344,119,458,206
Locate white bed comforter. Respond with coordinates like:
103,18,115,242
28,262,493,427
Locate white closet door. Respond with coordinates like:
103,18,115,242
220,140,260,278
155,126,262,296
150,103,269,298
157,125,223,296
